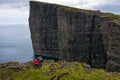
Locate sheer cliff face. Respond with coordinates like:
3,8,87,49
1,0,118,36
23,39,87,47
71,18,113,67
29,1,120,71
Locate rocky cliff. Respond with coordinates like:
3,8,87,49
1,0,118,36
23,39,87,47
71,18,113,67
29,1,120,71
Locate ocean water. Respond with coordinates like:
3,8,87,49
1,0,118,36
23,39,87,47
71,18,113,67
0,24,34,63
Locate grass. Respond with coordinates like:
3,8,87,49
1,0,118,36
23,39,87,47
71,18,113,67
102,13,120,24
32,1,120,24
0,60,120,80
31,0,96,14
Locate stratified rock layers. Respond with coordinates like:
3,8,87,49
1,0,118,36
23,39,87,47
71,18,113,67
29,1,120,71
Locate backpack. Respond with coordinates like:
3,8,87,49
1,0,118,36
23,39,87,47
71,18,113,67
33,59,41,65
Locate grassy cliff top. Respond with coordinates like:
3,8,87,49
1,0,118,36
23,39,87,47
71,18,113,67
0,60,120,80
30,1,120,24
30,1,97,14
102,13,120,24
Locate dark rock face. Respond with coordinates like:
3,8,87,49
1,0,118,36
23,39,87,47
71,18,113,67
29,1,120,71
29,2,59,58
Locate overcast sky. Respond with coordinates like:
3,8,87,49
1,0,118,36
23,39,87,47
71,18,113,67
0,0,120,25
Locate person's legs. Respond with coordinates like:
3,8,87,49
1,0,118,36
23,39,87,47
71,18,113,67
41,60,43,63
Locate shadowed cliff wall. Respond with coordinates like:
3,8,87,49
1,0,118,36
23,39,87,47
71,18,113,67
29,2,59,58
29,1,120,71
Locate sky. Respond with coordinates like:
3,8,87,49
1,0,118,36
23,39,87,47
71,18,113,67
0,0,120,25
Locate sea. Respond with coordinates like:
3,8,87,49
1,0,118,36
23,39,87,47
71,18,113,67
0,24,34,63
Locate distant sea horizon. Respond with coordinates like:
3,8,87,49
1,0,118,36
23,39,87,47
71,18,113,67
0,24,34,63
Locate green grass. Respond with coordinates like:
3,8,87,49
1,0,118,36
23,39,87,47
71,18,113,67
102,13,120,24
0,60,120,80
31,1,96,14
32,1,120,23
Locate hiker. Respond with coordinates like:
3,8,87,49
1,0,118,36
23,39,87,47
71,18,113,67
33,59,41,67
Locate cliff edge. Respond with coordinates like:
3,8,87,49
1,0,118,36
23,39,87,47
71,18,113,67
29,1,120,72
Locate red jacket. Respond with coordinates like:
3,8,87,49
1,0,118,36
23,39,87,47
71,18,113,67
33,59,40,65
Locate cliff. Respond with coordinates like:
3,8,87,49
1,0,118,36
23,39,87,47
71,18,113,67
29,1,120,71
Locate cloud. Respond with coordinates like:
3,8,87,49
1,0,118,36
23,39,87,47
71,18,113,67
0,0,29,18
0,0,29,9
0,0,120,24
34,0,120,9
0,0,29,24
0,6,28,17
0,0,120,18
33,0,120,15
0,0,28,4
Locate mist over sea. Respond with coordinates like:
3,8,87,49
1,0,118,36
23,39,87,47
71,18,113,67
0,24,34,63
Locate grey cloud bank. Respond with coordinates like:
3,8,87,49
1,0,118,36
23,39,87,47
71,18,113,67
0,0,28,4
0,0,120,24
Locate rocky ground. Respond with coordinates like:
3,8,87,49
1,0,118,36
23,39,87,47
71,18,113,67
0,60,120,80
0,61,33,71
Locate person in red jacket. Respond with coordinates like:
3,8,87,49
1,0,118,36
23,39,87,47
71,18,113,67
33,59,41,67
